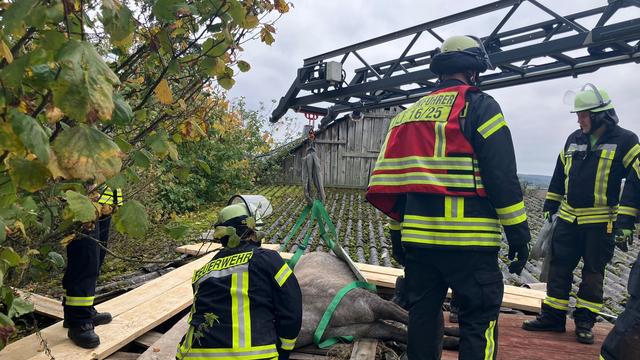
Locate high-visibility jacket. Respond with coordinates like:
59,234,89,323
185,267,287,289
544,125,640,229
368,80,530,251
177,242,302,360
97,186,124,206
616,159,640,229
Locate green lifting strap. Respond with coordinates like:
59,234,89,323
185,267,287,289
313,281,377,348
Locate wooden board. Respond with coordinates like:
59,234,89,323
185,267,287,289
176,243,545,312
1,252,217,360
14,289,63,319
133,331,163,348
350,339,378,360
138,314,189,360
105,352,139,360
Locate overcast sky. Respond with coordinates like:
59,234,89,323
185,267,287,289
229,0,640,175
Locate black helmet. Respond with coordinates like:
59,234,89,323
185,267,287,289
430,35,493,75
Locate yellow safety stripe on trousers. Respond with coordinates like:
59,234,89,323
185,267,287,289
477,113,506,139
483,320,497,360
279,337,297,351
495,201,527,226
65,295,95,307
543,296,569,311
576,297,603,313
594,148,615,206
434,122,447,157
274,263,293,287
231,272,251,349
403,214,501,233
545,192,563,203
373,156,474,171
444,196,464,218
179,344,279,360
388,220,401,231
623,144,640,168
368,172,476,188
619,206,639,217
401,229,502,247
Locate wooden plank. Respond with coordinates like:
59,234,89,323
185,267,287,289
1,252,218,360
353,118,364,187
350,339,377,360
105,352,139,360
14,289,63,319
138,314,189,360
133,331,163,348
341,152,380,158
314,139,346,145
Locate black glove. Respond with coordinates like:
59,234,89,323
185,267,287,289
614,228,634,252
508,242,529,275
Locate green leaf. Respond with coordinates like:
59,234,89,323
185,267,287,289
132,149,153,168
8,159,51,192
0,217,5,244
0,174,17,209
114,136,132,152
0,247,21,267
39,30,67,53
52,125,123,183
217,76,235,90
102,0,136,50
237,60,251,72
199,57,226,77
106,173,127,190
9,109,50,163
112,94,133,125
227,0,246,24
145,132,173,158
47,251,65,268
51,40,120,122
8,297,34,318
196,159,211,175
0,311,14,327
64,190,98,223
163,223,190,240
112,200,148,238
167,142,179,161
1,0,38,36
153,0,186,21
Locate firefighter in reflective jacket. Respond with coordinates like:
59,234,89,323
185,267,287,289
600,159,640,359
367,35,531,360
523,85,640,344
177,202,302,360
63,185,123,348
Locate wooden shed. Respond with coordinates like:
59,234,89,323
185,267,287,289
278,108,399,189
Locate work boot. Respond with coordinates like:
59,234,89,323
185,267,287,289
522,312,566,332
575,321,595,344
68,323,100,349
63,312,112,328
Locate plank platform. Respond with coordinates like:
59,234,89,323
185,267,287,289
14,289,64,319
177,242,545,312
441,312,613,360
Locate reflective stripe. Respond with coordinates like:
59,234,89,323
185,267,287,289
559,202,618,224
434,122,447,157
193,264,249,288
545,192,563,202
403,214,501,233
177,325,196,358
402,229,502,247
65,295,95,307
543,296,569,311
98,187,124,206
567,143,588,152
181,345,279,359
388,220,401,231
231,272,251,348
594,148,615,206
495,201,527,226
483,320,497,360
623,144,640,168
279,337,297,350
369,172,476,188
374,156,473,171
619,206,639,217
477,113,506,139
559,149,566,166
444,196,464,218
576,297,603,313
275,263,293,287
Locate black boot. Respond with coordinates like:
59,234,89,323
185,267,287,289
68,323,100,349
522,312,566,332
63,312,112,328
575,321,595,344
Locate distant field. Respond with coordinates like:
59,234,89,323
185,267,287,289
519,174,552,188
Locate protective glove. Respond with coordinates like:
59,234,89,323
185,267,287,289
615,228,634,252
508,242,530,275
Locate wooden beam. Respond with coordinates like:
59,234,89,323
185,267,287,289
350,339,378,360
133,331,163,348
105,352,140,360
14,289,63,319
342,152,379,158
138,314,189,360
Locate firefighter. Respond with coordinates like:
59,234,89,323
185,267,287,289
176,201,302,360
600,159,640,359
367,35,531,360
63,185,122,348
522,84,640,344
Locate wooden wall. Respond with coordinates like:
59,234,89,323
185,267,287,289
279,108,398,189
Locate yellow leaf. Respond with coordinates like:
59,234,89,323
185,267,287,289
178,99,187,110
60,233,76,246
154,79,173,104
14,220,28,239
45,106,64,124
243,15,259,29
0,40,13,64
47,150,70,179
260,27,275,45
274,0,290,13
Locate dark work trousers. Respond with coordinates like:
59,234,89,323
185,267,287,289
404,248,503,360
62,216,111,326
601,252,640,360
543,219,614,324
